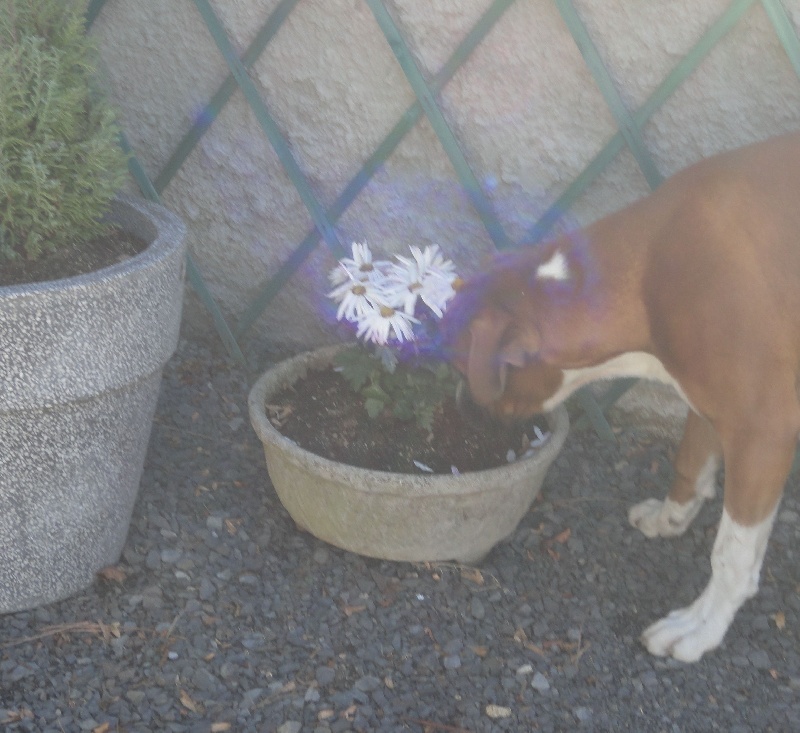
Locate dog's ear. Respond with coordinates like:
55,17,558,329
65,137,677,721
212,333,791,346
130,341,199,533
467,310,541,404
466,310,510,404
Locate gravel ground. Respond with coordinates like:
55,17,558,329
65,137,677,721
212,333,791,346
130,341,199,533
2,339,800,732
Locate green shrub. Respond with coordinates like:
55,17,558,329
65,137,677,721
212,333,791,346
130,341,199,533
0,0,129,261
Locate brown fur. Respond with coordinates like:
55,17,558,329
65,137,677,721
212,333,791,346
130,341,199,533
443,132,800,528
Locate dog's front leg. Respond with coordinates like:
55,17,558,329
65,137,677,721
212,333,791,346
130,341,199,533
641,416,796,662
629,409,721,538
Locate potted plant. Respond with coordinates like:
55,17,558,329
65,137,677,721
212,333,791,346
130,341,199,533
0,0,187,612
249,243,568,563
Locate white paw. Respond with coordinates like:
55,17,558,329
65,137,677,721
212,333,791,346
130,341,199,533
628,497,704,538
640,508,777,662
641,596,732,662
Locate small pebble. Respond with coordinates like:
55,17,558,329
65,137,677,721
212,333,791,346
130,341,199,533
160,548,182,564
470,598,486,620
199,577,215,600
206,515,224,532
355,675,381,692
531,672,550,692
145,549,161,570
242,688,264,707
316,666,336,686
126,690,146,705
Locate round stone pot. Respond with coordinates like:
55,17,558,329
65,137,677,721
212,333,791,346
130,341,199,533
0,195,187,613
248,346,569,563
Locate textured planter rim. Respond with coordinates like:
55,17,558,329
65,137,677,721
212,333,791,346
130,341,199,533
0,194,187,613
248,345,569,563
0,196,181,296
0,194,188,412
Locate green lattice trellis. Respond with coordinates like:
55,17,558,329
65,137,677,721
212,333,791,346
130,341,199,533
86,0,800,440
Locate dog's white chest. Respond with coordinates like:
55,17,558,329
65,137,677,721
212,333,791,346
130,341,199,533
542,351,690,411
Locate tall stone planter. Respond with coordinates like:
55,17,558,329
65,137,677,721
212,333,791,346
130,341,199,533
0,195,187,613
248,346,569,564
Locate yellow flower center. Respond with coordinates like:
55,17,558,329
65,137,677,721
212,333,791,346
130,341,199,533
379,305,395,318
352,284,366,296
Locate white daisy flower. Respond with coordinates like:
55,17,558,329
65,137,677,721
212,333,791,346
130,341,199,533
328,241,459,342
328,272,388,322
385,245,457,317
329,241,383,286
355,302,418,344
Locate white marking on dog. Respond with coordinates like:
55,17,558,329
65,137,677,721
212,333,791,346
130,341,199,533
641,506,777,662
694,454,721,500
629,497,704,538
542,351,691,412
628,455,719,538
535,250,570,281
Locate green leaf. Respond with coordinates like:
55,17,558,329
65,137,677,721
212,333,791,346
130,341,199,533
333,347,377,391
415,404,436,432
362,384,389,402
391,398,415,421
374,344,398,373
334,344,456,432
364,397,385,419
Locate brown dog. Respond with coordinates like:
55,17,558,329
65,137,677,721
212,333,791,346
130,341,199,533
442,132,800,662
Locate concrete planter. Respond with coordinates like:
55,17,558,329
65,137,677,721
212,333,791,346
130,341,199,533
248,346,569,563
0,195,187,613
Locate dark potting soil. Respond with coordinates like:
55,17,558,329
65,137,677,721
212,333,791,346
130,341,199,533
267,365,550,474
0,228,147,287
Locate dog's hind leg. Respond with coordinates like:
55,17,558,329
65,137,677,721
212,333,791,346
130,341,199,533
629,409,721,538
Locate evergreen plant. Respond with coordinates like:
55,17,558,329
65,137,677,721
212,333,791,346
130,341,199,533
0,0,128,262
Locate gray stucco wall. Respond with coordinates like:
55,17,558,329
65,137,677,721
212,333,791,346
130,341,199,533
92,0,800,360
